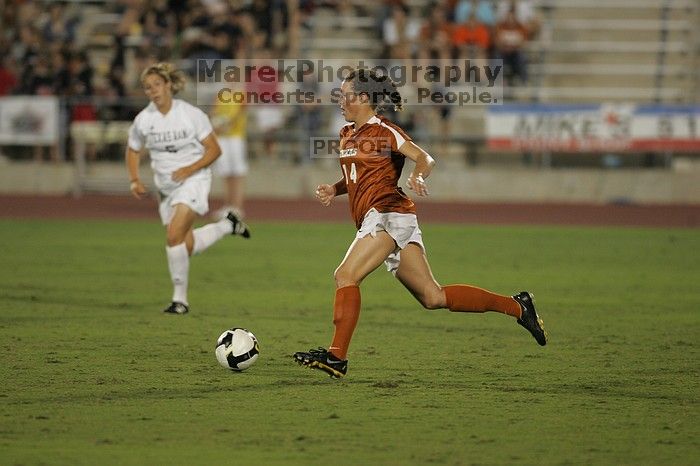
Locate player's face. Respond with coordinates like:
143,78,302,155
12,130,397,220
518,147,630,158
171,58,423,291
339,80,365,122
143,74,172,107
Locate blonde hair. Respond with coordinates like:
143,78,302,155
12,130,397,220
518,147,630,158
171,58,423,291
140,62,186,95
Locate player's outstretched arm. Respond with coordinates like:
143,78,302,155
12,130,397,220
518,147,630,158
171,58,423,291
400,141,436,197
125,147,147,199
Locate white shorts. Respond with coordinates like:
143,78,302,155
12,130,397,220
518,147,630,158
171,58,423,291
157,175,211,225
214,137,248,176
254,106,284,132
356,208,425,275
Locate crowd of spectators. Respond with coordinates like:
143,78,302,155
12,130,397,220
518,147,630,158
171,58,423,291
1,3,88,98
0,1,96,160
0,0,539,163
378,0,539,154
382,0,539,86
0,0,298,161
0,0,297,99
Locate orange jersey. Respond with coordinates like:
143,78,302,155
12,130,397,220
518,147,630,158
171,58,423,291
338,115,416,229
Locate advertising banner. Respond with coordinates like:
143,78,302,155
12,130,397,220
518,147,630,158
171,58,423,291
487,104,699,153
0,96,60,145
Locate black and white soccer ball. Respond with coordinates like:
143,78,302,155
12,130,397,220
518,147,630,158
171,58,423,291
215,328,259,371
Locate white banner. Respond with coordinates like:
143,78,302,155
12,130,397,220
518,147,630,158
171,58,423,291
0,96,60,145
487,104,700,153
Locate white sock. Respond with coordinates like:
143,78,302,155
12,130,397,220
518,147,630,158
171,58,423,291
166,243,189,305
192,218,233,255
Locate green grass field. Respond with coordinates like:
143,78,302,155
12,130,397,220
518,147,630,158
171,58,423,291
1,219,698,465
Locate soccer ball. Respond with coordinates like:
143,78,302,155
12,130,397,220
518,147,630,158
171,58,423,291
215,328,260,371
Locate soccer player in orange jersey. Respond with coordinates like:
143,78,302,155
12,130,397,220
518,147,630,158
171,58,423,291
293,68,547,378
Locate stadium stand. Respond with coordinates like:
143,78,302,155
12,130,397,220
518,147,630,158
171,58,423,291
0,0,697,197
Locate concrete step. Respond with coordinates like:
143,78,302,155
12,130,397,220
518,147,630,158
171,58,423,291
541,73,689,89
541,51,693,66
505,86,687,103
301,48,380,59
532,40,690,54
550,27,692,43
301,25,377,40
547,6,695,21
530,63,691,78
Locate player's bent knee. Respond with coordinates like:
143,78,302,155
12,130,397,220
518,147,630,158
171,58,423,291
166,230,187,247
334,267,360,288
420,291,446,310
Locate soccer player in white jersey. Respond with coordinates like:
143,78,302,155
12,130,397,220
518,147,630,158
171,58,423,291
126,62,251,315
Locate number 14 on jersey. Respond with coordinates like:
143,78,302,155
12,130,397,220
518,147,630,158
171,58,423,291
342,162,357,184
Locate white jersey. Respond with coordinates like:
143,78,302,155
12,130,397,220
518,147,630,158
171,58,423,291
128,99,214,193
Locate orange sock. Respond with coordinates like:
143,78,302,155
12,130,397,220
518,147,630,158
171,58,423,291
443,284,521,318
328,285,361,360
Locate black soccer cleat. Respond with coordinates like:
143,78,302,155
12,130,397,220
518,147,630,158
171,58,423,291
163,301,190,315
513,291,547,346
227,211,251,239
293,347,348,378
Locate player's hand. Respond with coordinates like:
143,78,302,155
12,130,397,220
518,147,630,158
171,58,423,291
315,184,336,206
172,166,195,183
407,173,429,197
129,179,147,200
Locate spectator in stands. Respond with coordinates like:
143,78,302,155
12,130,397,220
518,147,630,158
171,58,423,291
65,50,94,97
140,0,177,49
0,1,18,35
15,0,42,30
21,53,53,95
452,12,491,59
419,2,454,58
382,3,421,58
65,51,98,161
115,0,143,38
376,0,407,38
41,1,79,45
416,43,453,156
20,53,59,162
104,33,131,120
296,70,322,164
209,28,234,59
180,0,212,31
0,53,18,96
234,10,262,59
13,24,42,76
246,46,285,161
183,22,234,62
495,8,529,85
243,0,288,51
211,8,243,50
52,47,70,94
201,0,228,17
454,0,496,27
106,65,132,120
167,0,189,31
496,0,539,38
